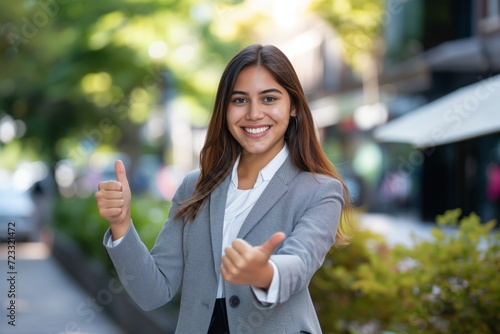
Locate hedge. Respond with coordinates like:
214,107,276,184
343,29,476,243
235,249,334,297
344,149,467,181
53,194,169,268
310,209,500,334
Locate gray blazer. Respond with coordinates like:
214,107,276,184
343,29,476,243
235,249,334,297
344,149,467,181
104,157,344,333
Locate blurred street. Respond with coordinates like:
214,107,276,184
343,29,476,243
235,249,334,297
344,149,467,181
0,240,125,334
1,0,499,332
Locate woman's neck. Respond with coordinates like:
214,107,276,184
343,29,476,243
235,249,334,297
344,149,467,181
237,159,263,190
237,144,284,189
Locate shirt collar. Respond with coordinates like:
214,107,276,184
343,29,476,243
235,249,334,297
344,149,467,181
231,144,289,189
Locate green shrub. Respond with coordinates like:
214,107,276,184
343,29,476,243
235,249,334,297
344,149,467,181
53,194,171,265
311,209,500,334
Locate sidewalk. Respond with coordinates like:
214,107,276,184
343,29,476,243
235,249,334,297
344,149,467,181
360,212,443,246
0,242,126,334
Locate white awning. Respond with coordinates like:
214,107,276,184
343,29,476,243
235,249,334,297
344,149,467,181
373,74,500,147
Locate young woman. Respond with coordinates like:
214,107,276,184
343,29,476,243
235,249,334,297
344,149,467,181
95,44,351,333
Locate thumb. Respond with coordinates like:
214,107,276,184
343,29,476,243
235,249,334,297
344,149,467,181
260,232,286,256
115,160,129,187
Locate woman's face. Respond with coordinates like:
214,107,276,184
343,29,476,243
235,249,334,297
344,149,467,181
227,65,295,164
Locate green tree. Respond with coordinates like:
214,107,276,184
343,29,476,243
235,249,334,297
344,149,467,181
0,1,247,167
309,0,386,70
309,0,387,107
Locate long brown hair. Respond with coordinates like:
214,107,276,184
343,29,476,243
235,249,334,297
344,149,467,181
175,44,352,246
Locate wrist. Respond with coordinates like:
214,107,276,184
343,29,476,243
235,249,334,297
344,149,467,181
255,261,274,290
110,215,131,240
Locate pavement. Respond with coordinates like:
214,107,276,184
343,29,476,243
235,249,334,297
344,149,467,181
360,212,438,247
0,241,126,334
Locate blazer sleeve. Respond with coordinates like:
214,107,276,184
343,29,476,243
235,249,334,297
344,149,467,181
269,176,344,306
102,171,197,311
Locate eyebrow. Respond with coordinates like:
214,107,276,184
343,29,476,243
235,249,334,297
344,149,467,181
231,88,283,96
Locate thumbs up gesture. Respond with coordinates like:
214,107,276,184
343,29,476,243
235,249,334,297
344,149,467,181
95,160,132,240
221,232,286,289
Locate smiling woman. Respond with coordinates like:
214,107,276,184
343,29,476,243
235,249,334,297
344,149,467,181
96,44,352,334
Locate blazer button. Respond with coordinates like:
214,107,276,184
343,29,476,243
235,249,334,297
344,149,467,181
229,295,240,308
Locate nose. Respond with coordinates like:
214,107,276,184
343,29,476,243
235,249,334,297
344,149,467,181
246,101,264,120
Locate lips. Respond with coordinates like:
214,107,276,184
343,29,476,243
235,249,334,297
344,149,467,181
243,126,270,134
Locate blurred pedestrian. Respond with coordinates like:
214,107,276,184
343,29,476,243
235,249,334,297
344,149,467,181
95,44,352,333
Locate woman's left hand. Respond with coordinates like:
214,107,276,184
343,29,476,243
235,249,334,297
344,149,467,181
221,232,285,290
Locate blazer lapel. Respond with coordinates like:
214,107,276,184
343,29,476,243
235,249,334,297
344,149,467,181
237,157,299,239
209,174,231,276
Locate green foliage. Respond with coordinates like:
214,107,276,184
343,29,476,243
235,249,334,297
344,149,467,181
53,193,170,266
311,209,500,334
309,0,386,70
0,1,247,163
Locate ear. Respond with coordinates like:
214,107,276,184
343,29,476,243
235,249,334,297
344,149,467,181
290,106,297,117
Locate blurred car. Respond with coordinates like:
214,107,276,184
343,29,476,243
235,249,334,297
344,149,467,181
0,188,39,242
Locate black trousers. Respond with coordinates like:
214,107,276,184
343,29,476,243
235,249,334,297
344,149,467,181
207,298,230,334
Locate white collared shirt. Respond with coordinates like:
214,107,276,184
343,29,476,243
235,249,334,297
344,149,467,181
217,144,289,303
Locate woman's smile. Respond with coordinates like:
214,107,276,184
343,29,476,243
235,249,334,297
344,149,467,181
243,125,271,135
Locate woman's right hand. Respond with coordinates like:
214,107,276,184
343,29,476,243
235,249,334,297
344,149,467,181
95,160,132,240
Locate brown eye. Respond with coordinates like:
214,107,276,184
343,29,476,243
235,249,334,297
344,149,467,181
232,98,246,104
263,96,276,103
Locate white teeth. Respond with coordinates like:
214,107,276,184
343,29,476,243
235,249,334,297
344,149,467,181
244,126,269,134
